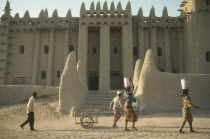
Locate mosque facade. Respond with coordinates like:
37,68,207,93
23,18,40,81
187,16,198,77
0,0,210,90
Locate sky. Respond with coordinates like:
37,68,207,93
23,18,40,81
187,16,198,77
0,0,183,18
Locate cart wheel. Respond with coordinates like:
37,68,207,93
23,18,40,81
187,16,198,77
80,115,94,129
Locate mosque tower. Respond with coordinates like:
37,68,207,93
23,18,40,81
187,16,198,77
0,1,12,84
180,0,210,73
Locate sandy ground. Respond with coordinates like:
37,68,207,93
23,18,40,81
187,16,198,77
0,96,210,139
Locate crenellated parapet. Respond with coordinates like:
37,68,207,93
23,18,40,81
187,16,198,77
137,6,185,29
80,1,131,17
8,9,73,32
0,1,76,33
79,1,132,26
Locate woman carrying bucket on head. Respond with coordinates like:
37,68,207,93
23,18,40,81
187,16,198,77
179,79,200,133
123,77,138,131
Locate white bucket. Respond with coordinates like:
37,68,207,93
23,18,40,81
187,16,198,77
181,79,188,89
124,78,131,87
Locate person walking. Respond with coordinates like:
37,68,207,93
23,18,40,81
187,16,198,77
109,91,123,128
179,79,200,133
124,78,138,131
20,92,37,131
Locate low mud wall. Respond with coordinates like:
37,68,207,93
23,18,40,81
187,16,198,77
0,85,58,105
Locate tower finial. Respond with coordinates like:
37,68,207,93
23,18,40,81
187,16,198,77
149,6,155,17
103,1,108,16
14,13,19,19
110,2,115,11
24,10,30,18
96,2,101,15
4,1,11,15
126,1,131,15
103,1,108,11
45,9,49,18
162,6,168,17
90,1,95,11
96,2,101,11
138,7,143,18
39,10,45,18
90,1,95,15
52,9,58,18
117,2,122,11
80,2,86,17
66,9,72,18
110,1,115,15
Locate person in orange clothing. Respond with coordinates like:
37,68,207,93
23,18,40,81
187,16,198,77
124,78,138,131
179,79,200,133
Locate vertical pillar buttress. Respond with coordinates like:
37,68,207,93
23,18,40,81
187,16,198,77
164,28,172,72
31,31,40,85
64,30,70,64
151,28,158,65
179,28,184,73
78,25,88,85
46,30,55,86
99,25,110,90
122,25,133,78
138,28,145,60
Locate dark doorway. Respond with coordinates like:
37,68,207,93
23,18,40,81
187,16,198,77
87,27,100,90
110,73,123,90
88,75,99,90
110,27,123,90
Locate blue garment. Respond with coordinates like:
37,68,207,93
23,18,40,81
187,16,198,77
124,92,136,102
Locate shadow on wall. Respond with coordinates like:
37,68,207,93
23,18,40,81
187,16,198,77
135,49,210,113
0,85,58,105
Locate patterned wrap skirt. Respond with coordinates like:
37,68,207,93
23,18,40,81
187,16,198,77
182,106,193,122
124,101,138,122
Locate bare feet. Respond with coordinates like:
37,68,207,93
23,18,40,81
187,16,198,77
125,128,130,131
179,129,185,133
190,130,196,132
20,125,24,130
112,124,117,128
132,127,138,130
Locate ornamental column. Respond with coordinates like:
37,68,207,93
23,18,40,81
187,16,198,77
78,25,88,85
99,25,110,90
31,31,40,85
151,27,158,65
46,30,55,86
164,28,172,72
138,27,145,60
122,25,133,78
64,30,70,64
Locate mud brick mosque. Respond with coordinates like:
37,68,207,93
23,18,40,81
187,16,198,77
1,0,210,90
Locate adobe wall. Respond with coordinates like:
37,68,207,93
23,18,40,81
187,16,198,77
136,49,210,113
58,52,88,115
0,85,58,105
180,0,210,74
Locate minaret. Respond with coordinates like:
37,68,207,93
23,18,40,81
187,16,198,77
0,1,12,85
